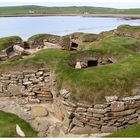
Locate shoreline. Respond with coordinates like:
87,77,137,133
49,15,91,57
0,14,140,19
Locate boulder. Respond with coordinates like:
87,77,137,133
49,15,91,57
31,106,48,117
13,45,24,55
111,101,125,112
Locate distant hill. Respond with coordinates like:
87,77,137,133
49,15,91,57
0,5,139,15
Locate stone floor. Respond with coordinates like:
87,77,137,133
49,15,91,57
0,97,110,137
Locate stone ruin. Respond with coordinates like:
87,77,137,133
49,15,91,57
0,68,140,137
68,54,115,69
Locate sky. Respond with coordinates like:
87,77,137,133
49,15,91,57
0,0,140,9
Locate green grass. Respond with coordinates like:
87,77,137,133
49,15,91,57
106,124,140,137
0,34,140,104
0,110,37,137
0,36,22,51
117,25,140,31
0,5,140,15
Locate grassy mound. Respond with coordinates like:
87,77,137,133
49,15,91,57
0,35,140,104
0,25,140,104
106,124,140,137
28,34,60,48
0,36,22,51
0,110,37,137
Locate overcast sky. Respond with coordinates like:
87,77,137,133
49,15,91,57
0,0,140,9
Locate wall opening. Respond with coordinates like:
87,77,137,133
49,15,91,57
88,60,98,67
71,42,78,50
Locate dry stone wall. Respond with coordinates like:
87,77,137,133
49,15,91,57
0,68,53,103
0,68,140,136
56,90,140,134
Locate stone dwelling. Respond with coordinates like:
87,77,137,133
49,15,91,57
69,54,115,69
59,33,99,51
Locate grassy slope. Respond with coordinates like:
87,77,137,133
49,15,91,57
0,5,140,15
106,124,140,137
0,34,140,104
0,110,37,137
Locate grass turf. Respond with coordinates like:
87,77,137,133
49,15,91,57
106,124,140,137
0,110,37,137
0,34,140,104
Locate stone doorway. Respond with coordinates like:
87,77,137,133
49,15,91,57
71,42,78,50
87,60,98,67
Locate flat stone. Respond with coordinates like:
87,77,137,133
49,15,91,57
86,112,93,117
122,95,140,101
36,71,44,76
65,100,77,108
128,118,138,124
74,113,89,124
105,96,118,102
23,81,32,85
101,126,117,133
72,117,84,127
107,109,136,117
52,100,65,121
94,104,109,109
87,108,94,112
77,102,92,108
111,101,125,112
76,107,87,112
22,106,31,112
7,84,25,95
92,108,108,114
31,106,48,117
32,79,41,84
86,122,101,128
70,125,92,135
92,113,104,118
89,120,106,125
86,116,100,121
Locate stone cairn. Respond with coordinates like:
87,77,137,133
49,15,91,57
0,68,53,103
